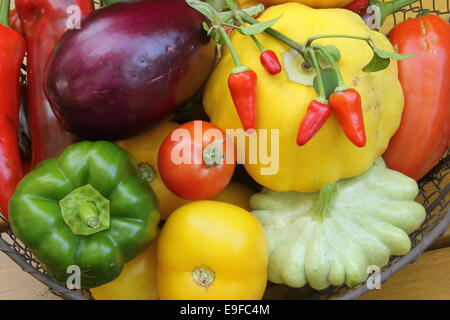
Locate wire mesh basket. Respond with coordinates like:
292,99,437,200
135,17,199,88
0,0,449,300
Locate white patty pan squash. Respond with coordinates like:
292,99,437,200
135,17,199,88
250,159,426,290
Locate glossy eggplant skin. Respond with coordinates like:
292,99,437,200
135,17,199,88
45,0,215,140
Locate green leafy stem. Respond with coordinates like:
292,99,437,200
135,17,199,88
186,0,415,94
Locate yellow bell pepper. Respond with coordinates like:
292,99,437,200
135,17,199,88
157,201,268,300
259,0,353,8
116,119,189,220
203,3,404,193
91,234,159,300
211,182,255,211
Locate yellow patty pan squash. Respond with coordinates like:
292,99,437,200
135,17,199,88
203,3,404,193
250,159,426,290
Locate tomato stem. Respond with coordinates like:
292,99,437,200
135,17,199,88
203,138,227,168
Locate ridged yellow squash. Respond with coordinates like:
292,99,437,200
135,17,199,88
203,3,404,192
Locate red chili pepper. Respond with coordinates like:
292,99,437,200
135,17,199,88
329,89,366,148
344,0,420,27
15,0,94,168
297,99,331,146
228,69,257,131
0,0,26,219
383,14,450,180
9,9,24,36
260,50,282,75
343,0,369,16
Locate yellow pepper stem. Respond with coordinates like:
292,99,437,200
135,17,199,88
192,267,216,290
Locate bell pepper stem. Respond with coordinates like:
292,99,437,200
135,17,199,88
0,0,10,27
60,184,110,236
310,183,337,219
192,267,215,289
371,0,420,25
308,49,327,101
79,202,100,228
138,162,157,183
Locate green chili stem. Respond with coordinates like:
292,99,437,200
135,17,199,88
219,27,246,70
313,45,348,91
240,13,307,56
225,0,240,10
308,48,327,101
100,0,122,6
372,0,420,26
306,34,372,47
251,35,266,52
225,0,265,53
0,0,10,27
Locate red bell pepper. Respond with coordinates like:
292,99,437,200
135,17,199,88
383,14,450,180
0,0,26,219
15,0,93,168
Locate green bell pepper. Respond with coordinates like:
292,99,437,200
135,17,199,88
9,141,160,288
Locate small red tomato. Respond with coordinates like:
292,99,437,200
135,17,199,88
158,121,236,200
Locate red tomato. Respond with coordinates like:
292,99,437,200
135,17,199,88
158,121,236,200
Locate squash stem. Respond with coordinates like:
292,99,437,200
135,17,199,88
311,183,337,219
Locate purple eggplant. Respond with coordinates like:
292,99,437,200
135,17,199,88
45,0,215,140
